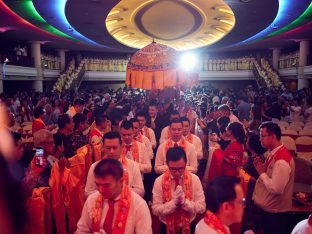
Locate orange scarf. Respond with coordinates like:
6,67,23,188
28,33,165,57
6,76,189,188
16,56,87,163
121,140,140,162
119,156,129,187
203,211,229,234
135,133,143,143
91,185,131,234
185,134,193,144
162,170,192,234
165,138,186,156
143,126,151,141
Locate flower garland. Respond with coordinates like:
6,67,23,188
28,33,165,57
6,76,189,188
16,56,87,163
121,140,140,162
91,185,132,234
162,170,192,234
203,211,229,234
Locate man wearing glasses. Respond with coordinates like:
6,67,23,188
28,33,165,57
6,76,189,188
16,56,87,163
195,176,246,234
253,121,295,234
152,146,205,234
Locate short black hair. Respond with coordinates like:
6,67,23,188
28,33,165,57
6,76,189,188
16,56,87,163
218,104,231,113
217,116,230,128
170,118,183,126
170,110,180,117
166,146,187,164
180,116,190,124
11,131,22,145
205,176,240,213
94,158,123,180
73,113,87,130
95,113,107,126
136,111,146,118
259,121,281,140
129,118,139,125
53,133,63,147
120,120,133,130
74,98,85,106
103,131,122,145
34,106,45,118
227,122,246,144
247,133,266,155
148,101,158,107
58,114,71,129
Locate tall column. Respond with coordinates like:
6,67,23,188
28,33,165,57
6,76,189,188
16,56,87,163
0,64,3,93
298,40,310,90
272,48,280,70
31,41,43,92
58,49,66,71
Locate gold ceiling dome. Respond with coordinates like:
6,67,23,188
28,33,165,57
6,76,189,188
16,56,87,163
106,0,235,51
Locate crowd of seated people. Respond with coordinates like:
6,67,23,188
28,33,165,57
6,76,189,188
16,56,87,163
41,53,61,70
0,83,311,234
279,51,299,69
84,57,129,72
201,56,254,71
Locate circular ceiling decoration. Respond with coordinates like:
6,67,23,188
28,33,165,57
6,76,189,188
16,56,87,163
106,0,236,51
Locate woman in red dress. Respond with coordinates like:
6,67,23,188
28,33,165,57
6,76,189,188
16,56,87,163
222,122,246,177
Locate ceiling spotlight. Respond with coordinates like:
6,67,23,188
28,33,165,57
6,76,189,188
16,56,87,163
106,18,122,26
111,26,127,35
214,27,227,33
207,33,218,39
108,7,127,16
216,18,234,26
116,33,133,40
213,6,234,15
180,53,198,71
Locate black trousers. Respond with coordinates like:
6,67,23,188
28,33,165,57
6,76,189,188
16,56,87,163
160,221,195,234
259,209,288,234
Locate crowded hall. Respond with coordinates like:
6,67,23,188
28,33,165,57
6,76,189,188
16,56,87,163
1,1,312,234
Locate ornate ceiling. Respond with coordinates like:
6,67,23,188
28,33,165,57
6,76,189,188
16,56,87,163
0,0,311,52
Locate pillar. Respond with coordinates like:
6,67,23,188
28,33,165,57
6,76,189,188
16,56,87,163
272,48,280,70
0,64,3,93
298,40,310,90
30,41,43,92
58,49,66,71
